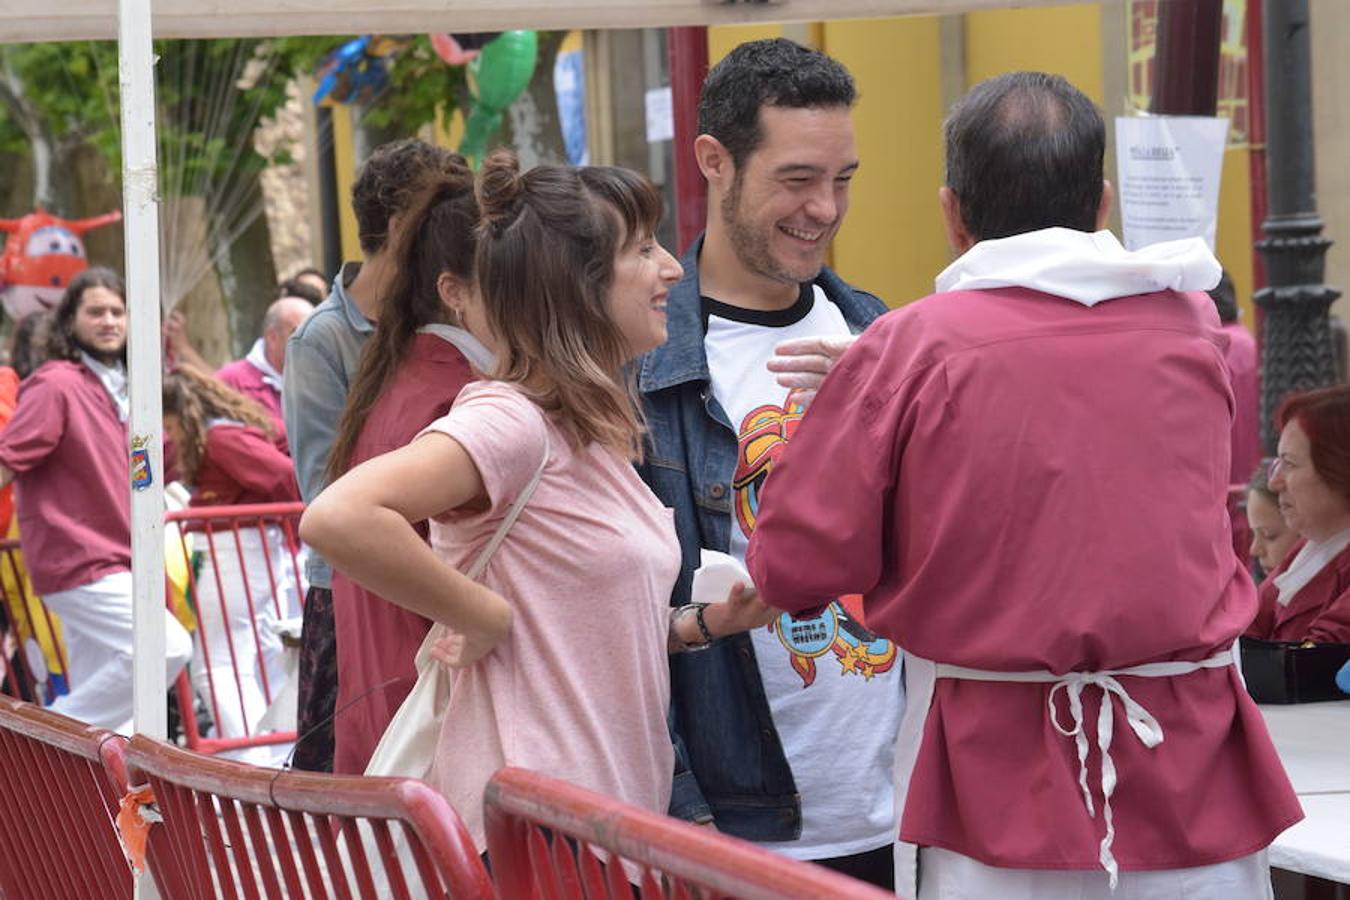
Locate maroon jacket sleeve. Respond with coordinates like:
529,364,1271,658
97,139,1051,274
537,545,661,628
745,315,920,617
1244,575,1281,639
1304,549,1350,643
0,368,68,473
203,425,300,503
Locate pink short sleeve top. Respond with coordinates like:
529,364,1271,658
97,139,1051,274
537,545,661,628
421,380,679,849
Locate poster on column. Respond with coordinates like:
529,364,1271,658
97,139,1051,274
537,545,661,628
1114,115,1229,251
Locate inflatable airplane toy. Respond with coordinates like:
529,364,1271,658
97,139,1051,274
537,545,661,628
0,209,123,320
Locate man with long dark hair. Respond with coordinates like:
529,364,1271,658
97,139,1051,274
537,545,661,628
0,266,191,731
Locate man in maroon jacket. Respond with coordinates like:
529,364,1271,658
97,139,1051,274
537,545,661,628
0,267,191,732
215,294,313,440
746,72,1299,898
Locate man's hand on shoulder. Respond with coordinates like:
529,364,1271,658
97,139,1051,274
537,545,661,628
766,335,856,408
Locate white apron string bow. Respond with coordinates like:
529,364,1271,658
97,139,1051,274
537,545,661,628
934,650,1234,890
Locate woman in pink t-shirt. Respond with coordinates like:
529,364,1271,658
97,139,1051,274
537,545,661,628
302,151,769,848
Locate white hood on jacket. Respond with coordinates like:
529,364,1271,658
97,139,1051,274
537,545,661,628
934,228,1222,307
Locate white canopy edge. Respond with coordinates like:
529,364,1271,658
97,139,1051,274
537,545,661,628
4,0,1086,42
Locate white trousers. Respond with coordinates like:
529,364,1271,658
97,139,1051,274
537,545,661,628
190,528,294,766
42,570,192,734
917,847,1274,900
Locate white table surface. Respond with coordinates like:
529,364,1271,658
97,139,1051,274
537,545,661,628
1260,701,1350,883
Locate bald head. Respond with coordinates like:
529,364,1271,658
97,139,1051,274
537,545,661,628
943,71,1105,242
262,296,314,372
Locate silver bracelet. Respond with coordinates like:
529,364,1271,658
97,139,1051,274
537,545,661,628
671,603,713,652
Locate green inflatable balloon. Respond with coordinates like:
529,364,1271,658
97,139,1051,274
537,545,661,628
459,30,539,166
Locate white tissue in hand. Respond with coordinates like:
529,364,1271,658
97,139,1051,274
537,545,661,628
691,549,753,605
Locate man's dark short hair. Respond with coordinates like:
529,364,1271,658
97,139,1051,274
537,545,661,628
944,71,1105,242
276,277,324,305
1207,269,1238,324
697,38,856,169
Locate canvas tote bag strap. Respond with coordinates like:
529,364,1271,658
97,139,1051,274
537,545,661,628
412,421,549,671
463,427,549,581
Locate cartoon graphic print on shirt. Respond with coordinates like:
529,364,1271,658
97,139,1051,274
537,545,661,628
733,390,896,687
732,396,805,535
703,284,902,860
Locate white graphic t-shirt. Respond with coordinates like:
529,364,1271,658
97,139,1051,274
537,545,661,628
704,283,905,861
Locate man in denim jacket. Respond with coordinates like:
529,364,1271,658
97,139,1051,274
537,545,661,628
636,39,903,888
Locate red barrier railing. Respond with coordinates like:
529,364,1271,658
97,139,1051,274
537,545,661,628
166,502,306,762
0,696,135,900
1,503,306,763
484,767,899,900
126,733,496,899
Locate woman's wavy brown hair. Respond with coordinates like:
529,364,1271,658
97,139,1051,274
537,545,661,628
163,363,275,484
475,149,663,461
326,153,479,481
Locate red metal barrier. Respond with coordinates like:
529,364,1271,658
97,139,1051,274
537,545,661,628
2,503,306,763
125,733,496,899
0,696,135,899
484,767,899,900
167,502,306,761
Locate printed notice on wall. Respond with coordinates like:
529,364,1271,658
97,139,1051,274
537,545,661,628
645,86,674,144
1115,115,1229,251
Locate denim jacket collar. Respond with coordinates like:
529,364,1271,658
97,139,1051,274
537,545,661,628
638,234,884,394
638,237,710,394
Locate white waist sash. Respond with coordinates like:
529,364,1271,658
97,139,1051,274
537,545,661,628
933,650,1235,888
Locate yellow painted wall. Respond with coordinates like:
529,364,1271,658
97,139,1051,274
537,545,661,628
433,106,466,151
1216,147,1256,328
331,105,362,262
707,25,784,64
824,18,947,306
965,5,1105,103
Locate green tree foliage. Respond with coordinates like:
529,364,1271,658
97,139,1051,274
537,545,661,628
0,42,121,161
0,42,122,210
0,35,466,212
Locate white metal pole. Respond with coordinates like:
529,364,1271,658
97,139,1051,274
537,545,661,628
118,0,166,738
118,0,165,894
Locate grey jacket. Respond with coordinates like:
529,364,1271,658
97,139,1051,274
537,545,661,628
282,262,373,588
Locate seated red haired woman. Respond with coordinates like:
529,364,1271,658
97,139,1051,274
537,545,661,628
1246,385,1350,643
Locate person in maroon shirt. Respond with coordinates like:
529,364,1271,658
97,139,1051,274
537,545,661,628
322,153,495,775
163,364,300,764
1207,272,1261,487
0,267,192,732
215,295,313,441
1247,385,1350,643
746,73,1298,897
